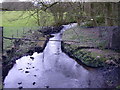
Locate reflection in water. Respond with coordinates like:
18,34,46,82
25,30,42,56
4,23,104,88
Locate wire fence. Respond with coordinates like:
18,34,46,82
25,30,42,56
3,26,117,51
3,26,83,50
3,27,110,48
3,26,43,49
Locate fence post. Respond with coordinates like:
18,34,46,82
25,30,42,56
0,27,3,54
23,28,24,34
118,2,120,26
11,34,14,44
17,29,18,37
0,27,2,88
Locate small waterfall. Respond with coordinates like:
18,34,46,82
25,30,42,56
4,23,91,88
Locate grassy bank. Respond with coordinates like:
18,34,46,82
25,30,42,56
62,42,120,67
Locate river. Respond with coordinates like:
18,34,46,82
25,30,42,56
3,23,119,88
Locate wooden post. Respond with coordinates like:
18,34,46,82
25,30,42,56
17,29,18,37
23,28,24,34
11,34,14,44
118,2,120,26
0,27,3,54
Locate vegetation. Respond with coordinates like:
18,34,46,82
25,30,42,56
62,42,120,67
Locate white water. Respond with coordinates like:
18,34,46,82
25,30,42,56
4,23,90,88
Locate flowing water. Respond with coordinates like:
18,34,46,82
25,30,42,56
4,23,109,88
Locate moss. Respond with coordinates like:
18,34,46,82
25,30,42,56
62,43,106,67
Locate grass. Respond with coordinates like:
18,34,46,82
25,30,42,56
2,11,54,27
3,27,39,48
63,26,100,47
2,11,37,27
2,11,54,49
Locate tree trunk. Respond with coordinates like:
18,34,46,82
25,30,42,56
111,3,117,26
90,3,97,27
53,13,59,25
58,12,64,24
104,3,113,26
